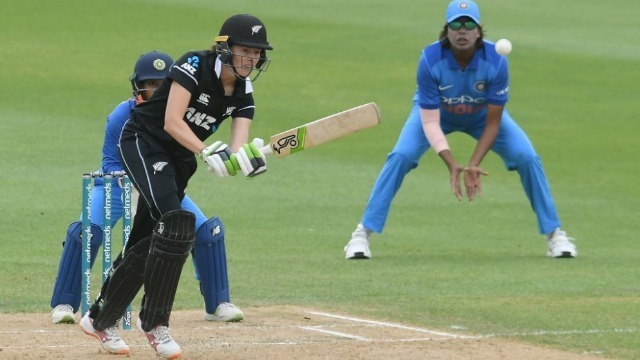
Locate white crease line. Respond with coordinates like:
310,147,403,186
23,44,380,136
0,329,78,334
483,328,638,337
307,311,637,339
299,326,372,341
306,311,478,339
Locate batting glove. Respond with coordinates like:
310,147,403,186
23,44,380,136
200,141,240,178
236,138,267,177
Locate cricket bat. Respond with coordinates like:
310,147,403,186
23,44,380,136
260,102,381,157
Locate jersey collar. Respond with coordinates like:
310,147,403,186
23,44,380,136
445,46,481,71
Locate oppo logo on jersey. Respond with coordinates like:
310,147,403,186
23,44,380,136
440,95,486,105
185,107,218,131
441,95,486,115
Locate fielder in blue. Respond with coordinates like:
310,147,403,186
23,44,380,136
344,0,577,260
51,51,243,324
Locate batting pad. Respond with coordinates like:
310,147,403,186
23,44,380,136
140,210,195,331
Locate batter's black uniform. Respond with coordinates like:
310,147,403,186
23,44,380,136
123,50,256,228
91,50,257,331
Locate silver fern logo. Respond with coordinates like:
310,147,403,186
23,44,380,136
153,162,168,174
251,25,262,35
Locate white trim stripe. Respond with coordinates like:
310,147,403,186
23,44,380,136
172,65,198,85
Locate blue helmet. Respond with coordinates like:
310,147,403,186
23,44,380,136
130,51,173,96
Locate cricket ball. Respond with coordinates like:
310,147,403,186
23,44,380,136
495,39,512,56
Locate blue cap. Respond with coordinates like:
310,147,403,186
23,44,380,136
445,0,481,24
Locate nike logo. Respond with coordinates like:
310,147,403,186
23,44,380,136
438,85,453,91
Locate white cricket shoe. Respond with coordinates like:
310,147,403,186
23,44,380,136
137,318,182,359
204,302,244,322
344,226,371,259
51,304,75,324
546,228,577,258
80,311,130,355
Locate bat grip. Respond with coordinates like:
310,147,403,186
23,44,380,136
260,145,273,155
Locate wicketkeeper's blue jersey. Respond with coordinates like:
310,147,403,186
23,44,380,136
100,98,136,174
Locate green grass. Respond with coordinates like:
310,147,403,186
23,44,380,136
1,0,639,358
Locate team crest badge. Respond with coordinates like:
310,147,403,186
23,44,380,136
153,59,166,70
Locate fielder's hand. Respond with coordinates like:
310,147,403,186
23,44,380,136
463,166,489,201
448,163,465,201
236,138,267,177
200,141,240,178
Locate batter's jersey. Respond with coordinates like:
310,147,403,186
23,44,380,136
415,40,509,127
130,50,256,158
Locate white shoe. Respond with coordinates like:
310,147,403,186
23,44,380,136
546,228,577,258
51,304,75,324
204,302,244,322
344,226,371,259
137,318,182,359
80,311,130,355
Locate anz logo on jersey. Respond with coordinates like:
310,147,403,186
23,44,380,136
440,95,486,115
181,56,200,75
185,107,218,132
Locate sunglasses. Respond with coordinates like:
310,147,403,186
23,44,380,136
448,21,478,31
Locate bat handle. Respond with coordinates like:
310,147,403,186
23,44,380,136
260,145,273,155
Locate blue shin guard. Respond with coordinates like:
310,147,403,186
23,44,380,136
193,217,230,314
51,222,103,312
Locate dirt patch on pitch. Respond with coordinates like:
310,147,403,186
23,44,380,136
0,306,602,359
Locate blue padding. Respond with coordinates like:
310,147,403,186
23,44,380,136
51,222,103,312
193,217,230,314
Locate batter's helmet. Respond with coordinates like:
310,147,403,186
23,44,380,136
217,14,273,50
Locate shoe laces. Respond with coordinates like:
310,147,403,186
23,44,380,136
548,229,574,243
218,302,238,311
58,304,73,313
149,326,173,344
103,326,123,342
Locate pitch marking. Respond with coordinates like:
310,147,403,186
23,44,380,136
305,311,637,340
306,311,478,339
299,326,372,341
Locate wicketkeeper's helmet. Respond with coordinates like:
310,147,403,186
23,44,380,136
130,51,173,97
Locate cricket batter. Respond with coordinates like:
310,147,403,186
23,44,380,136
51,51,243,324
79,14,272,358
344,0,577,260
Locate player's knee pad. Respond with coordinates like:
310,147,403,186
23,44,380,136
149,210,196,258
193,216,230,314
51,222,102,312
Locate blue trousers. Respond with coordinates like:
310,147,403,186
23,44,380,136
361,104,560,235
